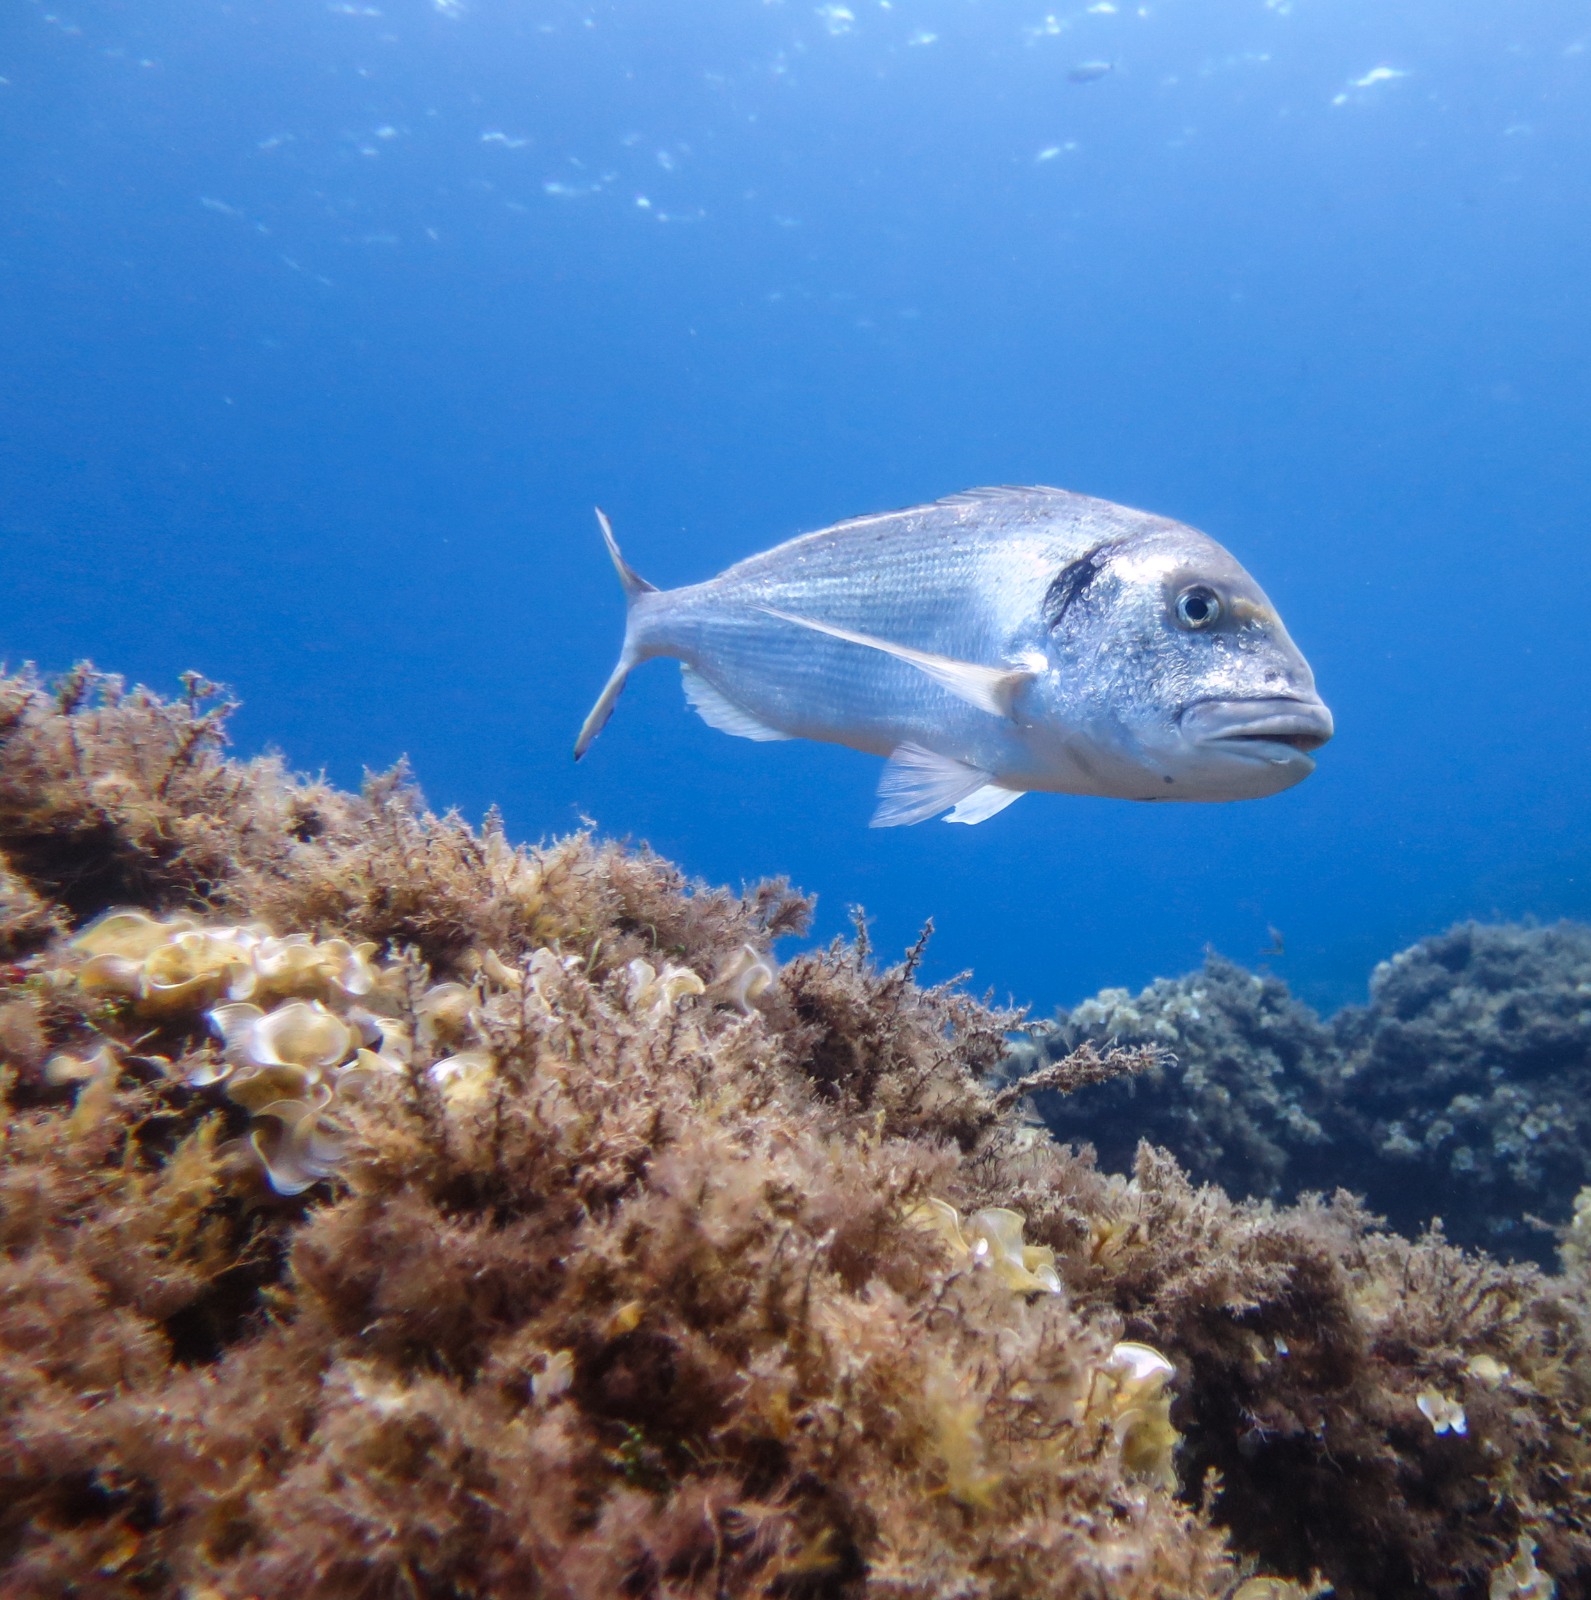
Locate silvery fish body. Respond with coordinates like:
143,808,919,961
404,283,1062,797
576,486,1333,826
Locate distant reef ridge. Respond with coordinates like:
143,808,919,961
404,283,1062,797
1,661,1588,1600
1018,921,1591,1266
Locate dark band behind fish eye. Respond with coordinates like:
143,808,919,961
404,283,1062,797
1043,542,1118,630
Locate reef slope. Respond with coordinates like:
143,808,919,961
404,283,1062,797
1022,930,1591,1263
1,664,1588,1600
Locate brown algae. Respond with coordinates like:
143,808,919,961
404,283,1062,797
0,663,1589,1598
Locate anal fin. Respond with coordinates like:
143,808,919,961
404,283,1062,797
945,782,1024,825
872,742,993,827
681,666,792,743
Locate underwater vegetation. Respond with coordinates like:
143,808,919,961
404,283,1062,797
3,664,1591,1599
1021,925,1591,1263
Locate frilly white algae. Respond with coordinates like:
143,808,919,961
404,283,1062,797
1416,1388,1468,1437
1,663,1590,1599
1094,1340,1180,1491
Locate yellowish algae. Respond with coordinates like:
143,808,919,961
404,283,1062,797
1490,1537,1555,1600
906,1198,1182,1489
53,908,777,1195
905,1195,1064,1295
1090,1340,1181,1490
1230,1578,1332,1600
61,909,537,1190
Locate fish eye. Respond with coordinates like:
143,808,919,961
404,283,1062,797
1174,585,1223,631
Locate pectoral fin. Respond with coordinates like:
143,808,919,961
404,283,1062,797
759,606,1033,719
872,743,995,827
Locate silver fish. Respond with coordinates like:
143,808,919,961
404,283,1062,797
575,486,1332,826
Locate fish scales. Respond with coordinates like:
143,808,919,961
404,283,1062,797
576,485,1332,825
638,489,1130,753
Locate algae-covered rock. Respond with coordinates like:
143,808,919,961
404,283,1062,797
1023,922,1591,1262
1014,954,1342,1203
1334,920,1591,1256
2,663,1590,1600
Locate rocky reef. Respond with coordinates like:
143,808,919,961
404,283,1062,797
1020,924,1591,1264
1014,955,1344,1208
2,663,1591,1599
1337,922,1591,1258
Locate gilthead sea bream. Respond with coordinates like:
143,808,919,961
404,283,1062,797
576,486,1332,826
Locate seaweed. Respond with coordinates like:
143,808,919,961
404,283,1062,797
1019,926,1591,1264
1334,921,1591,1257
1012,955,1341,1203
2,662,1588,1600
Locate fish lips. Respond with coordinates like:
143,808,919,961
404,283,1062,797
1180,696,1335,771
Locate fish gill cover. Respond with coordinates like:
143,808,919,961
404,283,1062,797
3,663,1591,1600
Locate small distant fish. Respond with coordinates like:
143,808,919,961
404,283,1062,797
576,487,1333,826
1067,60,1114,83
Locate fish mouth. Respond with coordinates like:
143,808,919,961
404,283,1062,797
1181,697,1335,762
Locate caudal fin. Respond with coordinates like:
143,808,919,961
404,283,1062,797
574,508,657,759
596,507,656,603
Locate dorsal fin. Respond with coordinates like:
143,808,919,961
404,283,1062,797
929,485,1068,509
821,485,1072,537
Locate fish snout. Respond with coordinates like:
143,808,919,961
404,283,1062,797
1180,696,1335,762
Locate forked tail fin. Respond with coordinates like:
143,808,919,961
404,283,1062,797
595,507,656,605
574,508,658,759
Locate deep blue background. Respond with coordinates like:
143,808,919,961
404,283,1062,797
4,0,1589,1014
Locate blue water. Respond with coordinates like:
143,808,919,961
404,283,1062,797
4,0,1589,1016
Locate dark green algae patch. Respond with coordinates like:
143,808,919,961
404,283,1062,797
0,663,1589,1600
